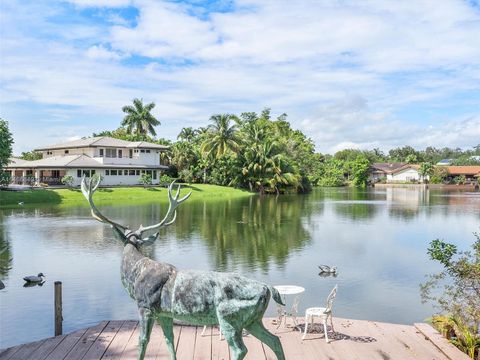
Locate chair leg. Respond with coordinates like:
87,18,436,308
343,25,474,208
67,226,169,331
323,319,329,343
302,314,309,340
329,315,335,333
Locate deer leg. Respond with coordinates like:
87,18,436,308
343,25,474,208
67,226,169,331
246,320,285,360
138,307,154,360
218,320,247,360
157,316,177,360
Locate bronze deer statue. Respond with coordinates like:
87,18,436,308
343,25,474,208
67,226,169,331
81,177,286,360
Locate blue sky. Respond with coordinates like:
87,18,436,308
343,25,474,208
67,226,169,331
1,0,479,154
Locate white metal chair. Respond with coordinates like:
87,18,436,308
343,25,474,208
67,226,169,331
201,325,222,340
302,285,338,342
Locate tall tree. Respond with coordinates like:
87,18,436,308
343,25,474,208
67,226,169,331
419,162,434,183
201,114,240,158
177,127,197,142
121,98,160,137
0,119,13,169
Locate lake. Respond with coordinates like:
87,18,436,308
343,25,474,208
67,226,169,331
0,186,479,348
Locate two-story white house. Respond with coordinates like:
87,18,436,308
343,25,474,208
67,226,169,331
6,136,169,186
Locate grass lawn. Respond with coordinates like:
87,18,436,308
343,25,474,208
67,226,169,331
0,184,253,208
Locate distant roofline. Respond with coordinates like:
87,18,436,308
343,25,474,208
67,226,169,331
33,136,169,151
6,154,168,169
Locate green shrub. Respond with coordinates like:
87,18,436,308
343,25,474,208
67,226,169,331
139,173,152,186
61,175,74,187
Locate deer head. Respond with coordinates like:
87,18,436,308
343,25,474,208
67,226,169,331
81,176,191,246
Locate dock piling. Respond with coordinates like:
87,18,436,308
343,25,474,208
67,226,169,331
54,281,62,336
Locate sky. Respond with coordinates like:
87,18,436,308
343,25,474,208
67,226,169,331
1,0,479,155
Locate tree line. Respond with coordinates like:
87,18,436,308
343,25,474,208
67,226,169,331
90,99,480,192
2,99,480,192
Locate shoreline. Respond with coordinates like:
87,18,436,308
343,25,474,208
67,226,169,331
0,184,253,208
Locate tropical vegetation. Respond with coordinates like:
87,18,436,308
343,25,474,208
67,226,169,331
0,119,13,187
421,233,480,359
121,98,160,138
90,102,480,193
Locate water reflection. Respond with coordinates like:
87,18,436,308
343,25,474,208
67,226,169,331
0,187,479,349
0,212,12,285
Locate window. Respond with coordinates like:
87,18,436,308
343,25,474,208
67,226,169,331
152,170,157,180
118,150,122,158
64,150,69,154
105,148,117,158
110,170,117,176
129,170,135,176
105,170,110,175
129,149,133,158
134,149,139,153
99,149,104,157
146,149,151,153
124,169,128,175
46,151,52,155
140,149,145,153
136,170,140,175
77,169,95,177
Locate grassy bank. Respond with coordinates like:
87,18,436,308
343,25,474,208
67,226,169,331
0,184,253,208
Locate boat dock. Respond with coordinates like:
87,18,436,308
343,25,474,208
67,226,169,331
0,317,469,359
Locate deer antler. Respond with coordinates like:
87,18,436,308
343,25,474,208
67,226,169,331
135,181,191,244
81,176,191,245
81,176,129,239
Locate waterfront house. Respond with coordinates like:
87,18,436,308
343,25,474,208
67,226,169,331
444,165,480,183
370,163,425,183
5,137,169,186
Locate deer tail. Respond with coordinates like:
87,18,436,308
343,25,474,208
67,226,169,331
270,286,285,306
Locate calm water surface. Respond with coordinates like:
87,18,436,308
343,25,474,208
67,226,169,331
0,187,479,348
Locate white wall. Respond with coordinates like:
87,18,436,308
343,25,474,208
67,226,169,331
387,168,426,182
43,148,95,158
42,146,164,167
68,169,160,186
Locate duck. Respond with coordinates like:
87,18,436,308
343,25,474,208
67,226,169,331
318,265,337,274
23,273,45,283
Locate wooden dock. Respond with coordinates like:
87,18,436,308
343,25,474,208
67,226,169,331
0,317,469,360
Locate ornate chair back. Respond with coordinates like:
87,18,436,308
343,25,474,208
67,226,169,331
325,285,338,313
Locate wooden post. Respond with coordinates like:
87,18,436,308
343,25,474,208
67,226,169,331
54,281,62,336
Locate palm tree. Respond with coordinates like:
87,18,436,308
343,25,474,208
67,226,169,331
121,98,160,137
177,127,197,142
201,114,240,158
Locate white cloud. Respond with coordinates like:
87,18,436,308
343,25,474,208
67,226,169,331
66,0,131,7
1,0,480,154
300,96,480,153
110,1,217,58
86,45,124,60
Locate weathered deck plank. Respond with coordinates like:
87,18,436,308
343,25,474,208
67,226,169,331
64,321,109,360
82,321,124,360
194,326,212,360
414,323,471,360
211,330,229,360
7,339,45,360
1,318,469,360
175,326,196,360
0,344,23,360
43,327,89,360
102,321,137,360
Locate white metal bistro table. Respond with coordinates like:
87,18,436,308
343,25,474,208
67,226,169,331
274,285,305,328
